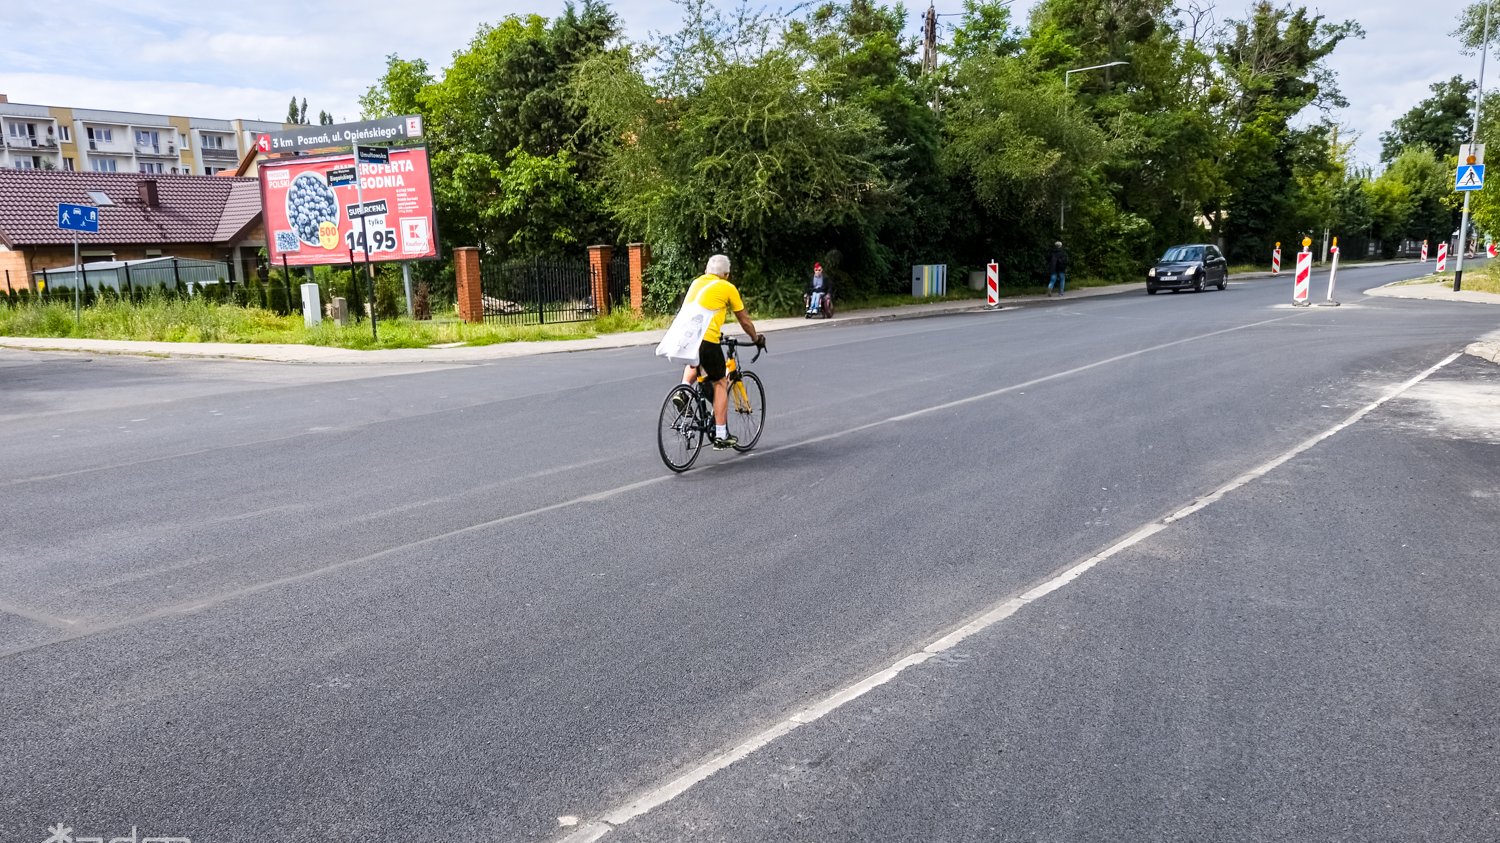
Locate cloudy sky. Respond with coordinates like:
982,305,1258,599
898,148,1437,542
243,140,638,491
0,0,1483,169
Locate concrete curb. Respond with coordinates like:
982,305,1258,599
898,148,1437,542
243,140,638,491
1466,340,1500,366
1365,280,1500,306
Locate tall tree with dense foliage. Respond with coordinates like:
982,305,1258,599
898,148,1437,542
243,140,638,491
1214,2,1362,261
1379,76,1475,163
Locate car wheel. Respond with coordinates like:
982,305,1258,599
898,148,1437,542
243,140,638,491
1217,277,1227,291
1194,275,1205,292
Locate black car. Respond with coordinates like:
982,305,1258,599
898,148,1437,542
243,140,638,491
1147,244,1228,294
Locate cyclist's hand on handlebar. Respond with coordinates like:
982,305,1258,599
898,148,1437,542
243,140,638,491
755,334,767,350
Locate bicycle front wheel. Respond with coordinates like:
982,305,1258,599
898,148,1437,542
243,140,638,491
658,385,705,472
728,371,765,452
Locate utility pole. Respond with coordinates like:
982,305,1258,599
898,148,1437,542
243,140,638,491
922,2,938,74
1456,1,1491,292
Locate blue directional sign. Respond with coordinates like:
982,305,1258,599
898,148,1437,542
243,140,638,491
57,203,99,233
1456,164,1485,191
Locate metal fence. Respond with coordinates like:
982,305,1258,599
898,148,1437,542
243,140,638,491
479,254,628,325
33,258,231,294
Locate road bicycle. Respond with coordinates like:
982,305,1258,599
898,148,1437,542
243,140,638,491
657,337,766,472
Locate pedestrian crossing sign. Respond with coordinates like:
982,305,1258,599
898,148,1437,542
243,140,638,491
1456,164,1485,191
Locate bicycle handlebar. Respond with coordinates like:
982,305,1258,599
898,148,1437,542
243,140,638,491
721,335,765,363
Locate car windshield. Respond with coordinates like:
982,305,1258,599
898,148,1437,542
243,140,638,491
1161,246,1204,262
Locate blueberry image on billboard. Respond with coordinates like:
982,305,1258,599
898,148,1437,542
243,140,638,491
286,173,340,246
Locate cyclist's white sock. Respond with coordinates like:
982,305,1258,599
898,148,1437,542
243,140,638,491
716,424,728,439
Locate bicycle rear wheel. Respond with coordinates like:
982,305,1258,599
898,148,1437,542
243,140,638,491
727,370,765,452
658,385,705,472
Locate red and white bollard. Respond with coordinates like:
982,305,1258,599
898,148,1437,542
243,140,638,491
1421,240,1429,262
1271,243,1281,275
985,260,999,308
1436,242,1448,272
1294,247,1311,306
1488,242,1496,259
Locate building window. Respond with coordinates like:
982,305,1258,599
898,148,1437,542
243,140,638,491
58,126,71,142
87,127,114,144
15,158,35,170
91,158,118,173
63,157,75,171
139,162,164,174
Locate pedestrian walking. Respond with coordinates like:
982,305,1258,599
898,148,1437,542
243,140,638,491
1047,241,1069,297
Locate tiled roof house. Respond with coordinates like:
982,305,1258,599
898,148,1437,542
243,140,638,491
0,169,264,292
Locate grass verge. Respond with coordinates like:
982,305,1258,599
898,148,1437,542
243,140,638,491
0,296,670,350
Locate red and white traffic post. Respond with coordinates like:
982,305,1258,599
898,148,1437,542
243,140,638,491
1437,242,1449,273
1271,242,1281,274
1489,241,1497,259
1293,237,1312,306
1324,236,1341,306
985,259,1000,308
1421,240,1429,262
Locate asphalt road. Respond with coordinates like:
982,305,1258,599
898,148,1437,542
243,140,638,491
2,264,1497,842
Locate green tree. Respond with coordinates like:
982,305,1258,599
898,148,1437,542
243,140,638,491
359,55,434,119
784,0,953,287
1216,2,1362,261
286,96,299,125
576,41,892,311
1379,76,1474,162
415,1,621,255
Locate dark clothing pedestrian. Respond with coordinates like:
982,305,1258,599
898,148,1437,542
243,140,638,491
1047,243,1069,296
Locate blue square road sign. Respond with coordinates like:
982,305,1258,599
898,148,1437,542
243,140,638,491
1455,164,1485,191
57,203,99,233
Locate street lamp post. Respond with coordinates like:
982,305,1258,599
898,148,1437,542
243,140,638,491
1455,2,1491,293
1060,61,1128,232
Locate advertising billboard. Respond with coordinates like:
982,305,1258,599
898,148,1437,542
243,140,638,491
260,146,439,267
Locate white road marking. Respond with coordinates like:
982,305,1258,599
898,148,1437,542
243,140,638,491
559,350,1462,843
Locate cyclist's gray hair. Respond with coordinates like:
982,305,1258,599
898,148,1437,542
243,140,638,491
705,254,731,277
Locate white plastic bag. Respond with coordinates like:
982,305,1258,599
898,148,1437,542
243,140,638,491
655,301,715,366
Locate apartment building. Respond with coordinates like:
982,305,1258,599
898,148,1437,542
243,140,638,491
0,94,287,177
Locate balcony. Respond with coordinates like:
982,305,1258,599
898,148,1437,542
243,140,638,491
199,145,239,160
135,142,179,158
4,135,40,149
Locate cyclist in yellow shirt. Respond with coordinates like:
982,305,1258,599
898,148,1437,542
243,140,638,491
675,254,765,449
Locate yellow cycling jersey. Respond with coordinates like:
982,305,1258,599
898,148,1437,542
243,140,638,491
683,274,745,343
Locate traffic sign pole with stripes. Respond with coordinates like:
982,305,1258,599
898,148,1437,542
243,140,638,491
985,260,999,308
1271,243,1281,275
1437,242,1449,272
1421,240,1429,262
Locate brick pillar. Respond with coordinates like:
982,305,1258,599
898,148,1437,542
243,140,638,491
455,246,483,324
587,244,612,318
627,242,650,315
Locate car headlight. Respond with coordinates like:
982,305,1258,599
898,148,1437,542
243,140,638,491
1188,266,1200,276
1148,268,1156,278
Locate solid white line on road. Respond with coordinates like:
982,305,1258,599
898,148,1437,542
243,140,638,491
558,350,1461,843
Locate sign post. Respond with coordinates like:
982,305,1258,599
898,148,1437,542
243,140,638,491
1438,241,1449,273
1293,236,1312,306
354,145,390,341
1272,242,1281,275
985,260,999,308
57,203,99,326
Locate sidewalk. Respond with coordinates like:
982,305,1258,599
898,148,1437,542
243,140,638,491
0,260,1438,365
0,282,1141,365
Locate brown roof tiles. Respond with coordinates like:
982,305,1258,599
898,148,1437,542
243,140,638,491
0,169,261,248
